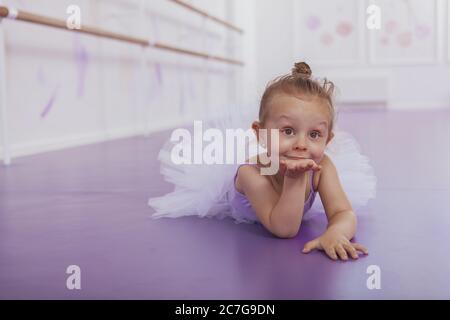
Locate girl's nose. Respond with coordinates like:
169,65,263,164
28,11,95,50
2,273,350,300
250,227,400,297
293,136,307,151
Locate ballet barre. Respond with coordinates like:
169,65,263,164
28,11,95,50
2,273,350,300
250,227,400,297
168,0,244,34
0,5,245,165
0,6,244,66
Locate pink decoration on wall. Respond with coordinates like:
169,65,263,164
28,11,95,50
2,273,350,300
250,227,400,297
385,20,398,33
320,33,334,46
336,21,353,37
397,32,412,47
380,36,390,46
306,15,321,31
415,24,430,40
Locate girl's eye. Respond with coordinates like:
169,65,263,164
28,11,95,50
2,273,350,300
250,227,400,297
310,131,321,139
282,128,295,136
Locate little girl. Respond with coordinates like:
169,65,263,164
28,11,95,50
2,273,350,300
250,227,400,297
148,62,376,261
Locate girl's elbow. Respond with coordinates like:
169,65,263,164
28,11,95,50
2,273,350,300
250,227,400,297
266,210,302,238
271,224,300,239
277,231,298,239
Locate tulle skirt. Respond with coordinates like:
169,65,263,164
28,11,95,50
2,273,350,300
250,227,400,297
148,112,377,224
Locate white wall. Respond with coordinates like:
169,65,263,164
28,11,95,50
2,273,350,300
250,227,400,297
254,0,450,110
0,0,253,161
4,0,448,163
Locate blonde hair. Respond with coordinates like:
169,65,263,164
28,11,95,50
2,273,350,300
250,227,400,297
259,62,336,131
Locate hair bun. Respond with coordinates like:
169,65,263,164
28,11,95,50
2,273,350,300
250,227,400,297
292,62,312,78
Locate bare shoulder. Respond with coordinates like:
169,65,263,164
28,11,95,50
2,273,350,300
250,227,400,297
235,154,272,193
234,162,282,234
315,154,352,217
235,164,271,194
319,154,335,169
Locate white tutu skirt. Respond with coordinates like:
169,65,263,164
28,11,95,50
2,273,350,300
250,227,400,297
148,112,377,224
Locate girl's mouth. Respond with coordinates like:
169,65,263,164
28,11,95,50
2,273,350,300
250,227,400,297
284,155,309,160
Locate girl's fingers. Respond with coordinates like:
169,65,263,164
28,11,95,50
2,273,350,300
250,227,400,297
335,245,348,260
343,243,359,260
352,243,369,255
324,247,338,261
302,239,320,253
297,161,315,171
306,161,315,169
305,160,319,171
283,159,321,175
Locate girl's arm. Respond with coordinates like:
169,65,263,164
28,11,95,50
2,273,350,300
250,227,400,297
267,174,308,237
318,155,356,239
302,155,369,260
238,160,320,238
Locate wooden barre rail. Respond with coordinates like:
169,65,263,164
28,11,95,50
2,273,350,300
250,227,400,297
168,0,244,34
0,6,244,66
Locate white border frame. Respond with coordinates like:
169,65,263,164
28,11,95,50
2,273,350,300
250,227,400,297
368,0,439,65
292,0,366,66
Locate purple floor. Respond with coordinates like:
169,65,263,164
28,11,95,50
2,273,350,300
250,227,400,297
1,110,450,299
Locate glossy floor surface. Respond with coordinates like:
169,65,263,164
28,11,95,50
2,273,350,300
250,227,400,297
1,110,450,299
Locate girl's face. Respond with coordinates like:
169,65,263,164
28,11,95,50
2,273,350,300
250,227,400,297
253,93,333,165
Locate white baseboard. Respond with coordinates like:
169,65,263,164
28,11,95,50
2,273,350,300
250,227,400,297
388,101,450,110
0,128,136,161
337,101,450,111
337,102,387,112
0,117,198,162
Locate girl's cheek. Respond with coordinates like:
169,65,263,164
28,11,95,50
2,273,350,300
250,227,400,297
274,136,286,148
280,140,292,152
312,145,327,161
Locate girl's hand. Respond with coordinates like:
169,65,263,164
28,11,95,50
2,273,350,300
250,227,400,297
280,159,321,178
302,230,369,261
